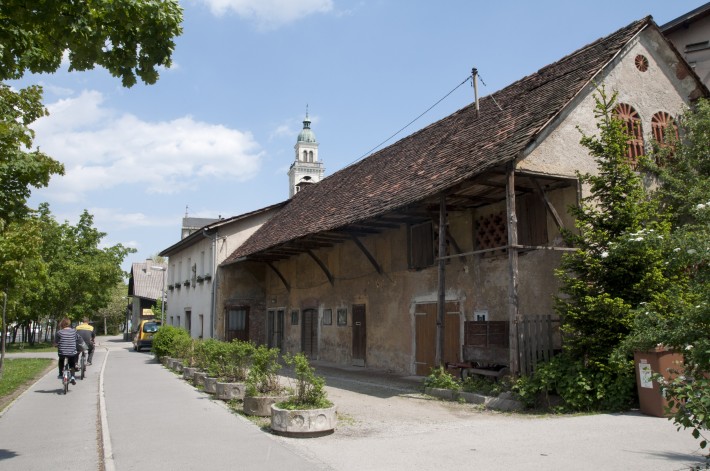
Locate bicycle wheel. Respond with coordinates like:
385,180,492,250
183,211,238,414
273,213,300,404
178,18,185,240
63,371,69,394
80,355,86,380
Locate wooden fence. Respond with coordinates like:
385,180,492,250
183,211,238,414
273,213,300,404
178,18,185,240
462,315,560,376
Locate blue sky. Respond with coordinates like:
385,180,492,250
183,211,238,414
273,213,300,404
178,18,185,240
12,0,706,273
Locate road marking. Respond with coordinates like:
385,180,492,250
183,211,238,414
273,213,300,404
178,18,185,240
99,347,115,471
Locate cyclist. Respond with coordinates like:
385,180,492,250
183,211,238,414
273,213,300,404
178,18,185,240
53,318,80,385
76,317,95,365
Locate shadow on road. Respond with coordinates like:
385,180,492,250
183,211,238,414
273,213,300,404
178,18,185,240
0,449,19,460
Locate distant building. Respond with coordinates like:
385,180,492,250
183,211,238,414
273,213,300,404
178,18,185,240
288,111,325,198
127,259,168,332
662,2,710,87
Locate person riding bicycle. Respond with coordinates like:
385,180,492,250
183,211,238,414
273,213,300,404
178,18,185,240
76,317,95,365
53,318,81,385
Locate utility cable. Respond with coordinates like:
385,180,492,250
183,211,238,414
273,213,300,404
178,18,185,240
352,74,473,164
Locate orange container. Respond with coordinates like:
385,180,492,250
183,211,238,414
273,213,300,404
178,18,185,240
634,348,684,418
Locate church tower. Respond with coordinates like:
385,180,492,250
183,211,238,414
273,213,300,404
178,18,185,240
288,109,325,198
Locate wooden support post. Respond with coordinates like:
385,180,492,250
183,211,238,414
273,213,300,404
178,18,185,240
506,166,520,375
435,195,447,368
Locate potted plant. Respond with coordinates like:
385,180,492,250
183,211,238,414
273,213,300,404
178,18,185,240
192,338,219,387
214,340,254,401
196,275,204,284
243,345,290,416
271,352,336,436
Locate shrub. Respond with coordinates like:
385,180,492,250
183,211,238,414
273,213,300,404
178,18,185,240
278,352,331,410
151,325,190,361
245,345,285,397
424,366,461,391
194,338,222,371
514,352,636,412
207,339,254,382
173,335,195,366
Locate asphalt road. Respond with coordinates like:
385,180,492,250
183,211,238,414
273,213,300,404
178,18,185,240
1,337,706,471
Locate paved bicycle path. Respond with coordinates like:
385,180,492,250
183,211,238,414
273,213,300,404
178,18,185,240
0,346,102,470
0,337,325,471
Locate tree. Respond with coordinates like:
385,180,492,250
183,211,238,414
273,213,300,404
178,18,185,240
0,84,64,230
0,0,183,86
96,282,130,335
557,87,670,364
626,99,710,450
516,88,673,411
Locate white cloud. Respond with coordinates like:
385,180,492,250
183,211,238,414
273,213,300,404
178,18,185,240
31,90,263,202
197,0,334,29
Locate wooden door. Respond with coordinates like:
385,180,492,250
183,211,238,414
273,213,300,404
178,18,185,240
226,307,249,342
352,304,366,366
267,309,285,351
414,302,460,376
301,309,318,358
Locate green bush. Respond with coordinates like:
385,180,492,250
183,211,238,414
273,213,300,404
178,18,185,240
173,335,195,365
278,352,331,410
194,338,222,371
206,339,254,381
424,366,461,391
151,325,190,360
514,352,636,412
245,345,285,397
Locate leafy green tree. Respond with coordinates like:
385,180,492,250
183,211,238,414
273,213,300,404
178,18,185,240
0,0,183,87
0,84,64,230
95,282,130,335
517,87,673,411
558,87,671,364
625,99,710,450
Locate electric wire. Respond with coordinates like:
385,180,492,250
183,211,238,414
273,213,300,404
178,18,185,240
352,74,473,164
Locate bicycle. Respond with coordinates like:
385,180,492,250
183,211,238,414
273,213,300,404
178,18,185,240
61,362,71,394
79,350,87,380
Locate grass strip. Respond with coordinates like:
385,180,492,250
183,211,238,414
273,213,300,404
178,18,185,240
0,358,54,411
4,342,56,353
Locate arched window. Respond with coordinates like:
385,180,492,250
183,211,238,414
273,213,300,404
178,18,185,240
614,103,644,166
308,151,314,162
302,150,308,161
651,111,678,147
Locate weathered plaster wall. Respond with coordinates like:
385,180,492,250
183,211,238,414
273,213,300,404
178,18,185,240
253,202,568,375
519,29,699,181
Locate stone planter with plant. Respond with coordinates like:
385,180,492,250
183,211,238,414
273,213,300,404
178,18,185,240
214,340,254,401
271,352,335,436
243,345,290,416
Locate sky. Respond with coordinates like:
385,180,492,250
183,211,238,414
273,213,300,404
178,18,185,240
11,0,708,273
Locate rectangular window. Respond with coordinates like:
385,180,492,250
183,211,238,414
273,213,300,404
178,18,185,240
516,193,548,246
200,251,205,276
185,311,192,333
337,308,348,326
322,309,332,325
291,310,299,325
408,220,434,269
228,310,246,330
686,40,710,52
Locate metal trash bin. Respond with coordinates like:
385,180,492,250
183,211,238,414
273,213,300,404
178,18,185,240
634,347,684,417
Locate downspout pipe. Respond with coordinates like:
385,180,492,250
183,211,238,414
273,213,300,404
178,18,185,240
202,228,218,339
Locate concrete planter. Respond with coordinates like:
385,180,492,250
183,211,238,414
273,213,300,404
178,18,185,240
167,358,178,370
161,356,172,367
424,387,459,400
193,371,207,387
271,404,337,437
183,367,197,381
425,387,523,412
204,377,218,394
215,381,246,401
243,395,290,417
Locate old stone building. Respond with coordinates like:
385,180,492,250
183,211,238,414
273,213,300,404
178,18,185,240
218,17,706,376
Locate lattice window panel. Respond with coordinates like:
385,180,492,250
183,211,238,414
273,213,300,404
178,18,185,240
475,212,507,253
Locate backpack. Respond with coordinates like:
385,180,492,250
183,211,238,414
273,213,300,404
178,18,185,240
76,333,88,352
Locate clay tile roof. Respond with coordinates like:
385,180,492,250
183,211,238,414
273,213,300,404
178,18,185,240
225,16,653,264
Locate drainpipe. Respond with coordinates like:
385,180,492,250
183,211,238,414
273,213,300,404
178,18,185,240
203,228,218,339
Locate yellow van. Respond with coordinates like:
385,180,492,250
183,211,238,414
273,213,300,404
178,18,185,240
133,319,161,352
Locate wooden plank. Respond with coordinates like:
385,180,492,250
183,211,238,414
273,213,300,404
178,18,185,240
506,165,520,375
